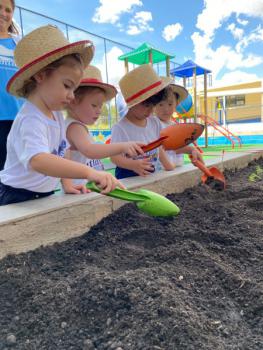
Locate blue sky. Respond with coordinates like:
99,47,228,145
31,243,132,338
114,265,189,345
15,0,263,87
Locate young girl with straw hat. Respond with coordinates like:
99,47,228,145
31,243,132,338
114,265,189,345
110,64,175,179
0,25,124,205
63,65,144,191
155,82,203,167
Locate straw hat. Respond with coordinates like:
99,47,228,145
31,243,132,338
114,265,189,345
7,25,94,97
79,65,117,101
161,77,188,103
119,64,172,108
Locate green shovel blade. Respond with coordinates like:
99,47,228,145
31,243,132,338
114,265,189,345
86,182,180,217
136,189,180,217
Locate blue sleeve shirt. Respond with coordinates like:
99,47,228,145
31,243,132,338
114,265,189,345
0,37,24,121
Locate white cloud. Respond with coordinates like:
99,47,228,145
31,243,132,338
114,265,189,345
236,17,249,26
227,23,244,40
191,0,263,83
214,70,260,86
162,23,183,42
196,0,263,39
236,25,263,52
126,11,153,35
192,32,263,78
96,46,127,86
92,0,142,24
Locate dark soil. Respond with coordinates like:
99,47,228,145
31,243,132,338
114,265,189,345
0,158,263,350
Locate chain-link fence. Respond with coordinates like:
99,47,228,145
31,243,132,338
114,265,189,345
14,6,178,130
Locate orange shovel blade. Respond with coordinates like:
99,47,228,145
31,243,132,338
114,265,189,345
201,167,226,190
190,156,226,190
160,123,204,150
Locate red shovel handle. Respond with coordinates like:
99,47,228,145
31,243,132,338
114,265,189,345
141,136,168,153
189,155,213,177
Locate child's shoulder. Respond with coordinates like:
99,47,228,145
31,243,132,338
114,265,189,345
148,115,162,127
112,116,128,129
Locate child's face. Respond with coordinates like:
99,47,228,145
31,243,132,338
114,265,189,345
155,92,177,123
129,101,154,120
70,89,106,125
33,62,83,111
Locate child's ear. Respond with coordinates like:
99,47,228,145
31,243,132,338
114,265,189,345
33,71,46,83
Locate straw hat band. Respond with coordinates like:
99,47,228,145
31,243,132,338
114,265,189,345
79,65,117,100
81,78,104,84
125,80,162,103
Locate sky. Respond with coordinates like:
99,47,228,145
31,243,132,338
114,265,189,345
15,0,263,87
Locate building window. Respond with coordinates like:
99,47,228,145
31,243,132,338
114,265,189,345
226,95,245,107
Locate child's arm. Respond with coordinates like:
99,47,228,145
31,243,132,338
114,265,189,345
176,146,204,163
61,150,88,194
30,153,124,194
111,154,154,177
159,147,176,171
67,123,144,159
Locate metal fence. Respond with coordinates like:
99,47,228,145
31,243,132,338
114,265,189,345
14,6,178,128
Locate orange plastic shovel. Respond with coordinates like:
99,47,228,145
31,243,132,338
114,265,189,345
190,156,226,190
160,123,204,151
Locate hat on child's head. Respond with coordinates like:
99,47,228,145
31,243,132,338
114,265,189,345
79,65,117,101
119,64,172,109
7,25,94,97
161,77,188,103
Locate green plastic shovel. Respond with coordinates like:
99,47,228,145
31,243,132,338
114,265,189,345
86,182,180,217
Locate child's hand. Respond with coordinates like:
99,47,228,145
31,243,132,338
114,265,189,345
122,141,145,157
89,170,125,194
132,158,154,176
62,179,88,194
190,148,204,164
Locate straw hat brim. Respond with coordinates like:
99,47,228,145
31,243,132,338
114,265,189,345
7,41,94,97
161,77,188,103
170,84,188,103
127,77,173,109
80,79,117,101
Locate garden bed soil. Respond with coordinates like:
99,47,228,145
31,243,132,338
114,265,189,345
0,158,262,350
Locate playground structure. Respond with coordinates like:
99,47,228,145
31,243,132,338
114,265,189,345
175,95,242,149
170,60,242,148
118,42,175,76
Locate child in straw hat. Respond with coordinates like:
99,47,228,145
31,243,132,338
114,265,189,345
0,25,124,206
110,64,175,179
155,82,203,167
63,65,144,190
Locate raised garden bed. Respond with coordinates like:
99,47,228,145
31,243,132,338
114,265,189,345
0,158,262,350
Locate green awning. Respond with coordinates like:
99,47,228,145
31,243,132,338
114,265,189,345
118,42,175,65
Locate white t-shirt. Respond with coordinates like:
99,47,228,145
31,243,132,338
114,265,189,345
159,119,184,167
111,116,162,172
0,101,68,192
65,117,104,185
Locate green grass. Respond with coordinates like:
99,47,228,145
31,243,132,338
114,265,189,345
102,144,263,171
201,144,263,153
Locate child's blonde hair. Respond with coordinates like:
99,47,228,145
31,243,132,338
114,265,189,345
17,53,83,98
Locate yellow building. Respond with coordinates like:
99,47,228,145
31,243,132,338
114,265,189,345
198,80,263,124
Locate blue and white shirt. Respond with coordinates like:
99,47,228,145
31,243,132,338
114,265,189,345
0,36,24,121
